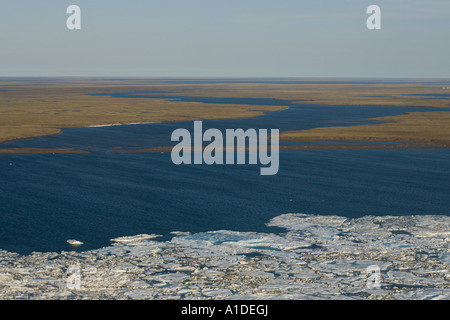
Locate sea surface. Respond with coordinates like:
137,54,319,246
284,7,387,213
1,86,450,255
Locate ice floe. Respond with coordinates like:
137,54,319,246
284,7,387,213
67,240,84,247
0,213,448,300
111,234,162,243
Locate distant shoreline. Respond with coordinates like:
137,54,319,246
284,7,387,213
1,79,450,153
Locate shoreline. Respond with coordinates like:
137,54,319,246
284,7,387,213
2,79,450,151
87,121,159,128
109,142,450,154
2,119,450,154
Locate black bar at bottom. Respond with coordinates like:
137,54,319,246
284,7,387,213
0,299,444,319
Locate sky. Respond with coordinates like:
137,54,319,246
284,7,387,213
0,0,449,78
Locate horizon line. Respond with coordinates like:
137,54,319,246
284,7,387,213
1,76,449,81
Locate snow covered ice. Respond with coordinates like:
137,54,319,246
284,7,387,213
0,213,448,300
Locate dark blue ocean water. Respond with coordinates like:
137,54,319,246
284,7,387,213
1,92,450,255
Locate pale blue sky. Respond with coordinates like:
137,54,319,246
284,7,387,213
0,0,449,77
